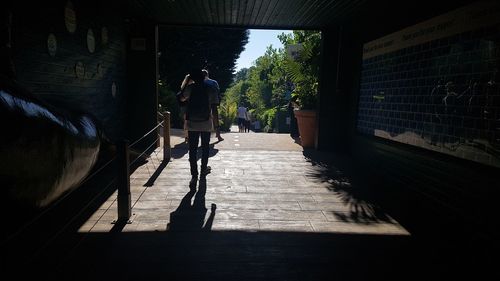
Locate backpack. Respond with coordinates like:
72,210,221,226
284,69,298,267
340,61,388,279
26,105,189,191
186,83,210,121
176,89,188,107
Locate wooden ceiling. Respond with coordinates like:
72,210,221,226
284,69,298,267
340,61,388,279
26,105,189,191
128,0,367,29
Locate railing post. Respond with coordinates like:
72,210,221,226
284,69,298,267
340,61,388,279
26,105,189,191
156,112,162,148
117,140,131,222
163,111,171,162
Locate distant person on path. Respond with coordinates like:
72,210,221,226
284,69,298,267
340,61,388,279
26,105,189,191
202,69,224,142
244,109,251,133
253,120,261,132
177,68,220,180
237,104,248,133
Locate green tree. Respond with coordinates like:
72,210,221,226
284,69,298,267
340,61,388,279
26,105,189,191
269,49,292,107
218,77,252,130
222,45,289,132
159,27,249,92
279,30,321,110
233,68,249,83
220,30,321,132
158,81,182,127
158,27,249,128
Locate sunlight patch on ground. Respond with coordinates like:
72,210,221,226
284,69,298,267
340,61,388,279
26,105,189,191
78,133,410,237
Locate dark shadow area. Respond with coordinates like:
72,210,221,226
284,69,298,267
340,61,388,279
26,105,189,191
172,141,220,160
301,144,499,281
171,140,220,159
3,147,498,281
291,135,301,145
167,178,216,232
349,136,500,242
143,161,168,187
0,157,117,268
129,145,156,172
9,228,498,281
109,219,129,233
0,145,159,268
302,149,393,224
171,141,189,159
207,142,220,158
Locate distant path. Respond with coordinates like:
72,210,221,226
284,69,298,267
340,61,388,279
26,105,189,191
170,124,302,151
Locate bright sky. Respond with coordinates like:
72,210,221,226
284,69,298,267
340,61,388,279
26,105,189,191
235,29,292,72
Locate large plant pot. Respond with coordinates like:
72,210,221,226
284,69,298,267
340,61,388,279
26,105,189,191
294,110,317,148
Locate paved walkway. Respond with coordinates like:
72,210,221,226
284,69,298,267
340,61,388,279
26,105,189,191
6,126,484,280
82,126,407,235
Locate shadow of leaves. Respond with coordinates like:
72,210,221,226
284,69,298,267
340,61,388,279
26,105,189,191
303,149,394,224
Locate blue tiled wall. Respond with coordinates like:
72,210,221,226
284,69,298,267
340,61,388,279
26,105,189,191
357,27,500,167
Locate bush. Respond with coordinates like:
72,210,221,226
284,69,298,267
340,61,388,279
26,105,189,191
281,31,321,110
219,100,237,132
260,107,277,132
158,85,183,129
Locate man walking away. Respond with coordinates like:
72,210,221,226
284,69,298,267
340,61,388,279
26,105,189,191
202,69,224,141
178,69,219,180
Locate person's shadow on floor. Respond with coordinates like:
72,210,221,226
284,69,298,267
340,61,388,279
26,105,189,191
166,178,216,232
173,139,221,160
171,142,189,159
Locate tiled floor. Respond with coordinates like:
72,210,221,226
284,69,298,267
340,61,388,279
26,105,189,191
81,127,408,236
4,127,495,280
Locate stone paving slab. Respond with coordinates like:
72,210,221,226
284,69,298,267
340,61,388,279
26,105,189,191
24,127,500,281
7,127,495,281
27,128,418,281
82,129,409,237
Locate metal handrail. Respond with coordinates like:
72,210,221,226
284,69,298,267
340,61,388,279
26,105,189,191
129,137,160,166
4,118,167,242
80,157,116,186
117,115,169,221
3,156,116,243
129,121,164,148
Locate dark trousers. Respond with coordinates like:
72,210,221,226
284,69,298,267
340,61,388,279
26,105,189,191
188,131,210,176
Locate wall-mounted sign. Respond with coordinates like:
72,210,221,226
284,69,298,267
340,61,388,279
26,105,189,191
47,33,57,57
131,38,146,51
111,82,117,98
101,27,109,46
362,1,500,59
75,61,85,79
87,29,95,53
64,1,77,33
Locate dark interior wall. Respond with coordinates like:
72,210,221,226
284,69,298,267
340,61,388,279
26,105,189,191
125,21,158,150
317,28,339,150
318,0,500,239
317,27,363,151
9,0,127,141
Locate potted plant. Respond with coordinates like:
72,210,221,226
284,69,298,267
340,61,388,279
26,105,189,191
291,82,318,148
281,31,321,148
